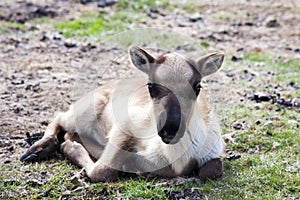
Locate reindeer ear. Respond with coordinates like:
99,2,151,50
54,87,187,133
197,52,224,77
129,46,155,74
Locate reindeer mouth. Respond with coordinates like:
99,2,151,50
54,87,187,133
161,135,176,144
158,129,184,144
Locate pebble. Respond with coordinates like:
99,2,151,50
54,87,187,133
41,188,52,197
270,116,280,121
231,55,243,62
64,42,76,48
11,79,25,85
226,153,241,160
244,21,255,26
232,122,243,130
263,121,273,128
4,159,11,164
266,131,273,136
275,107,281,112
251,92,271,102
164,187,203,199
292,98,300,107
97,0,118,8
266,19,280,28
26,179,43,187
189,13,203,22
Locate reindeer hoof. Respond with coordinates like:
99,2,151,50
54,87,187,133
88,166,118,183
20,153,38,162
198,158,223,179
20,136,58,162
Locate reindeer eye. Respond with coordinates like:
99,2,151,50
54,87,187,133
194,83,202,96
147,83,162,98
147,83,154,96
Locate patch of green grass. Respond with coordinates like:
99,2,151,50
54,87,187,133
29,17,54,24
244,52,273,62
108,28,200,50
116,0,177,12
54,12,137,38
200,40,210,48
244,52,300,85
0,160,77,199
54,0,194,40
176,1,205,13
0,21,25,33
54,0,206,39
116,0,205,13
120,178,167,199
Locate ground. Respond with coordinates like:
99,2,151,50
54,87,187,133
0,0,299,199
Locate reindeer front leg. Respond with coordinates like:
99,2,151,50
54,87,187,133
61,126,130,182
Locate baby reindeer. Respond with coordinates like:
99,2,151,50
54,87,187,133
21,46,225,182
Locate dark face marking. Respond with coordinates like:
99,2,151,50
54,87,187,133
146,82,186,144
148,53,203,144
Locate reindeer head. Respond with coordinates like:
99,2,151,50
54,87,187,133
129,46,224,144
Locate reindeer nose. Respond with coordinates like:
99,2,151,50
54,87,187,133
158,129,174,144
158,115,186,144
158,129,168,138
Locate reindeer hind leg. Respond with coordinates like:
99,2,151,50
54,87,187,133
21,111,72,162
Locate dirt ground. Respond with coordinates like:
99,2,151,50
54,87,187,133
0,0,299,198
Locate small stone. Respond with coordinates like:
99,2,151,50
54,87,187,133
255,92,271,101
266,19,280,28
40,35,49,42
6,146,14,152
164,190,183,199
41,188,52,197
244,21,255,26
250,92,271,102
266,131,273,136
231,56,242,62
97,0,118,8
258,178,265,184
64,42,76,48
270,116,280,121
11,79,25,85
26,179,43,187
232,122,243,130
277,98,285,105
289,81,295,87
285,47,293,51
189,13,203,22
285,99,293,107
292,98,300,107
263,121,273,128
226,153,241,160
275,107,281,112
272,141,280,149
223,133,235,143
4,159,11,164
